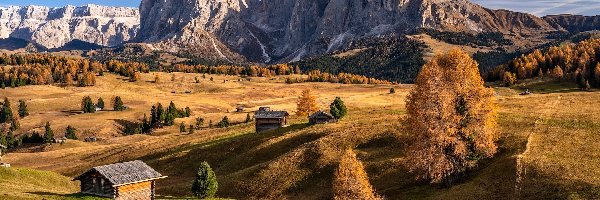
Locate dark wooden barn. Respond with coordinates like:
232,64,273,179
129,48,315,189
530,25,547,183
74,160,167,200
309,111,337,124
254,107,289,132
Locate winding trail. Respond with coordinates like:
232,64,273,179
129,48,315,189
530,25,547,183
515,95,562,198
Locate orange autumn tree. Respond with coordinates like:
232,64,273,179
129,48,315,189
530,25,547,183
404,49,498,185
296,89,319,116
333,149,381,200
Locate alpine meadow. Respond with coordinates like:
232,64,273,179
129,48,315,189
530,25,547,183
0,0,599,200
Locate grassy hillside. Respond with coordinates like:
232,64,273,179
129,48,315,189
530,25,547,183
0,167,106,200
1,72,599,199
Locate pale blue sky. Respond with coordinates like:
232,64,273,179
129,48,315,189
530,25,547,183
0,0,598,16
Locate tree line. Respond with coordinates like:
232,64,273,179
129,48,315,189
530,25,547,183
0,53,150,87
490,38,600,89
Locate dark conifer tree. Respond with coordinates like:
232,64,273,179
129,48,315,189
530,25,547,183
18,100,29,118
1,97,13,123
43,122,54,143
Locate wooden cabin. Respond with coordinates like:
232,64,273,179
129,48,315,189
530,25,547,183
309,111,337,124
74,160,167,200
254,107,289,132
236,105,244,113
53,137,68,144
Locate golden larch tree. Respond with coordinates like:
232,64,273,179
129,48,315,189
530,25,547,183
296,89,319,116
333,149,382,200
404,49,498,185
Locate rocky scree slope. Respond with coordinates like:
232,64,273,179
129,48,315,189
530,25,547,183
136,0,563,63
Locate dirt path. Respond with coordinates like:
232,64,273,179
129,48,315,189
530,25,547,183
515,94,562,197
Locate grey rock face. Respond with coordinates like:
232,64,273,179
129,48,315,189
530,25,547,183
0,4,139,49
137,0,561,63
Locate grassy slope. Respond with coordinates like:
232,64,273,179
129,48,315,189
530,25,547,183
0,167,107,200
2,73,599,199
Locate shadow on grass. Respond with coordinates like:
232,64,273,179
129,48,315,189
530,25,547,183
144,123,317,198
514,80,584,94
26,192,109,200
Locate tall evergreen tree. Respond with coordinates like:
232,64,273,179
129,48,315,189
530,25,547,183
96,97,105,110
191,161,218,198
150,105,159,128
157,103,165,127
43,122,54,143
1,97,13,123
81,96,95,113
65,125,77,140
330,97,348,119
113,96,125,111
18,100,28,118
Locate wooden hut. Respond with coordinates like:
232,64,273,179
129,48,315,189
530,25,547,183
74,160,167,200
254,107,289,132
236,105,245,113
309,111,337,124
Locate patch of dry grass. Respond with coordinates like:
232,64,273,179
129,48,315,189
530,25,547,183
1,74,598,199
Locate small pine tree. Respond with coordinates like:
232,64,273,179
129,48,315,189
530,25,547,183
180,122,187,133
245,113,251,123
196,117,204,129
65,125,77,140
191,161,218,198
330,97,347,119
97,98,105,110
113,96,125,111
154,74,161,83
18,100,29,118
217,116,230,128
81,96,96,113
43,122,54,143
185,107,192,117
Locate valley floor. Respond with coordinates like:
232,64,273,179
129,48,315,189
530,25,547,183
1,73,599,199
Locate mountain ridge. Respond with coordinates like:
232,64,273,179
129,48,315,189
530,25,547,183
0,4,139,49
135,0,576,64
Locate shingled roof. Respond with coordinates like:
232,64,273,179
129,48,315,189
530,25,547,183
254,107,289,119
75,160,166,186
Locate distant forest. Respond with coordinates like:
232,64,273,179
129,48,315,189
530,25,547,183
490,38,600,88
292,36,427,84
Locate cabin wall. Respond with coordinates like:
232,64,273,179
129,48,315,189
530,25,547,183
256,118,286,132
79,173,115,197
115,181,153,200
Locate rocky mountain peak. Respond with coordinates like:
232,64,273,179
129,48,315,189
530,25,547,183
0,4,139,49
